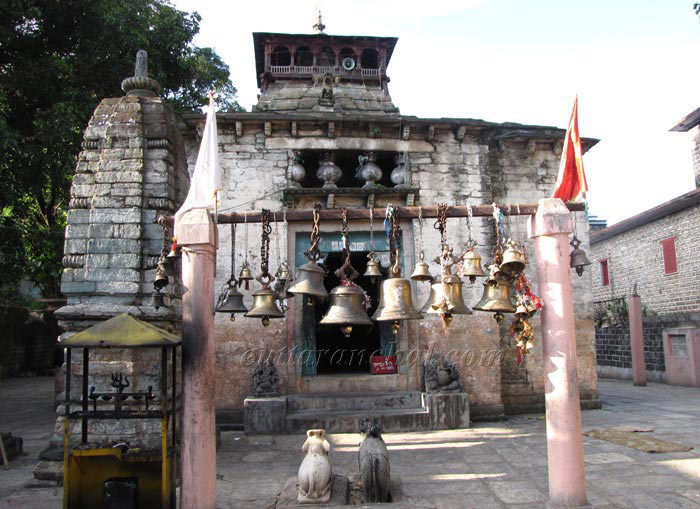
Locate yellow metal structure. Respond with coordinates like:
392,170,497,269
62,313,179,509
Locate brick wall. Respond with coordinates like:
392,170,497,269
691,125,700,188
590,204,700,315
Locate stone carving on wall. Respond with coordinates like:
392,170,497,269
319,72,334,107
358,417,391,503
423,356,463,393
298,429,332,504
253,359,279,396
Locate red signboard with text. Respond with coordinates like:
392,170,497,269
370,355,398,375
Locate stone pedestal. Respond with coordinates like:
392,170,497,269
424,393,470,429
244,397,287,435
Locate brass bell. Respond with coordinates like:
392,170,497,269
320,284,372,337
472,277,516,323
410,252,433,282
461,248,486,283
153,261,169,291
420,275,472,315
276,262,291,283
238,263,254,290
216,279,248,321
288,260,329,302
151,289,165,310
515,303,530,319
569,235,591,277
363,253,383,280
500,241,526,276
245,281,285,327
372,275,422,323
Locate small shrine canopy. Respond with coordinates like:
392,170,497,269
61,313,181,348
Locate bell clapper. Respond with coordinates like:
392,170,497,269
392,320,400,335
262,316,270,327
494,312,504,324
340,325,353,337
229,314,236,322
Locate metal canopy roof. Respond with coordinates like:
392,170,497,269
61,313,181,348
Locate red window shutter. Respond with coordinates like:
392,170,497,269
600,260,609,286
661,238,677,274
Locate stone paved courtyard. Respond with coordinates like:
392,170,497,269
1,377,700,508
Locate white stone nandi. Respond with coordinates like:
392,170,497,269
297,429,332,504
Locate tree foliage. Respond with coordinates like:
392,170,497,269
0,0,242,300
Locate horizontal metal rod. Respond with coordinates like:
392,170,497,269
159,202,585,225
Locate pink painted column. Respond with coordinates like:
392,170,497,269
176,208,218,509
528,198,587,507
629,289,647,386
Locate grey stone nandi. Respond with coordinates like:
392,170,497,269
297,429,332,504
358,417,391,502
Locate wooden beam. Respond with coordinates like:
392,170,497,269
159,202,585,226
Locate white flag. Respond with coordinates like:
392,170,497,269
174,93,221,229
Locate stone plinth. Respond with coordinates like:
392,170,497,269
244,397,286,435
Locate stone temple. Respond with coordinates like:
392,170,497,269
53,27,600,449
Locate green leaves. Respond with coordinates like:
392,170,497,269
0,0,243,299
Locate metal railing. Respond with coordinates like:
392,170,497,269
266,65,382,77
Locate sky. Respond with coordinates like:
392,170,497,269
173,0,700,226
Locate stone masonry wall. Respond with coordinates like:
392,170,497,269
595,320,665,382
53,94,188,451
691,124,700,188
590,204,700,315
182,117,599,420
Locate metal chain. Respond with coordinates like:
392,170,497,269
273,210,280,269
230,222,236,278
417,207,424,256
466,204,474,246
305,204,322,261
434,203,448,248
369,208,375,253
283,206,288,259
387,205,402,272
341,208,350,263
260,209,272,277
243,212,249,264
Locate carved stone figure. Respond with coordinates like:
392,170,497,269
253,359,279,396
423,356,463,393
298,429,332,504
358,417,391,503
319,73,334,107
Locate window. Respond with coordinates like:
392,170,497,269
318,47,335,66
294,46,313,67
360,48,379,69
661,237,678,274
270,46,290,66
600,260,609,287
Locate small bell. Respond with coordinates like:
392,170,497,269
372,274,422,323
151,289,165,310
153,261,169,291
245,278,285,327
472,277,516,323
410,252,433,282
461,248,486,283
288,260,328,300
500,241,526,276
166,237,180,259
319,284,372,337
276,262,291,284
363,253,383,281
216,279,248,321
420,275,472,315
238,263,254,290
569,235,591,277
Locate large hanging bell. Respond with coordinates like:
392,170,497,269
420,274,472,315
461,248,486,283
153,261,169,291
500,241,526,276
288,260,328,303
238,263,254,290
363,253,383,280
472,277,516,323
216,280,248,321
569,236,591,277
319,284,372,337
410,252,433,282
245,282,285,327
372,276,422,323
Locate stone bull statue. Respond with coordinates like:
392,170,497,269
358,417,391,502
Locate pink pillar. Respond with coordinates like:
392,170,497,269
528,198,587,507
176,208,218,509
629,291,647,386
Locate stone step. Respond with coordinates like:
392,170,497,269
286,406,431,434
286,391,423,413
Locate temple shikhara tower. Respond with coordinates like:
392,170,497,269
49,24,600,465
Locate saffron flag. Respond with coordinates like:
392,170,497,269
552,96,587,202
174,92,221,229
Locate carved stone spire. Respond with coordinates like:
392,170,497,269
121,49,161,97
